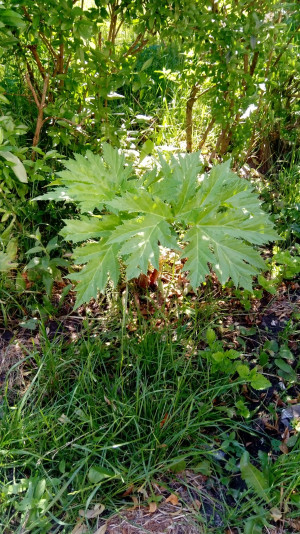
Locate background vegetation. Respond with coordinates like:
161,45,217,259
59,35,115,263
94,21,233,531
0,1,299,533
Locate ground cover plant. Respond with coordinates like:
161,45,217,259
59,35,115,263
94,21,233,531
0,1,299,533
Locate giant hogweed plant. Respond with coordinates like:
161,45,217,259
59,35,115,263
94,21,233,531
37,144,279,307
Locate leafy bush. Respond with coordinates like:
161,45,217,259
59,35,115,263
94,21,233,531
37,145,279,307
25,229,68,296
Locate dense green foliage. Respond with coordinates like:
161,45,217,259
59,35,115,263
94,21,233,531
0,2,299,533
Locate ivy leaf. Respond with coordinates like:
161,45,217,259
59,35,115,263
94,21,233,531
240,451,270,502
250,373,271,391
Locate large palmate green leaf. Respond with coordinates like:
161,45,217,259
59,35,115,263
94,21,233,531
69,240,120,307
107,190,172,218
38,145,280,306
59,214,121,243
35,144,134,212
109,214,178,279
180,227,215,287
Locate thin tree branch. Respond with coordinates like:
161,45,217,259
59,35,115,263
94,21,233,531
198,118,216,150
249,51,259,76
27,45,46,79
124,33,143,57
271,24,300,71
186,84,200,152
64,54,72,74
22,5,32,21
39,32,58,60
129,39,148,57
25,72,40,108
31,75,49,155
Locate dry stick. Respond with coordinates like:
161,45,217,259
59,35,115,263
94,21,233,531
130,39,148,57
108,2,117,44
17,37,42,100
25,60,42,99
59,42,64,73
58,41,65,89
115,19,123,40
98,31,102,49
64,54,72,74
21,5,32,21
243,53,249,73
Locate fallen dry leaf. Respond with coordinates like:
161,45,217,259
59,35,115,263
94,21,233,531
165,493,179,506
104,396,116,411
287,398,300,404
279,442,289,454
149,268,159,285
160,413,169,428
288,519,300,531
270,507,282,521
131,496,138,509
122,485,134,497
138,485,149,499
148,501,157,513
94,524,107,534
79,503,105,519
192,499,201,511
71,520,89,534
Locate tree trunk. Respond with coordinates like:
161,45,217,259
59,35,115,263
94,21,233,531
186,84,200,152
